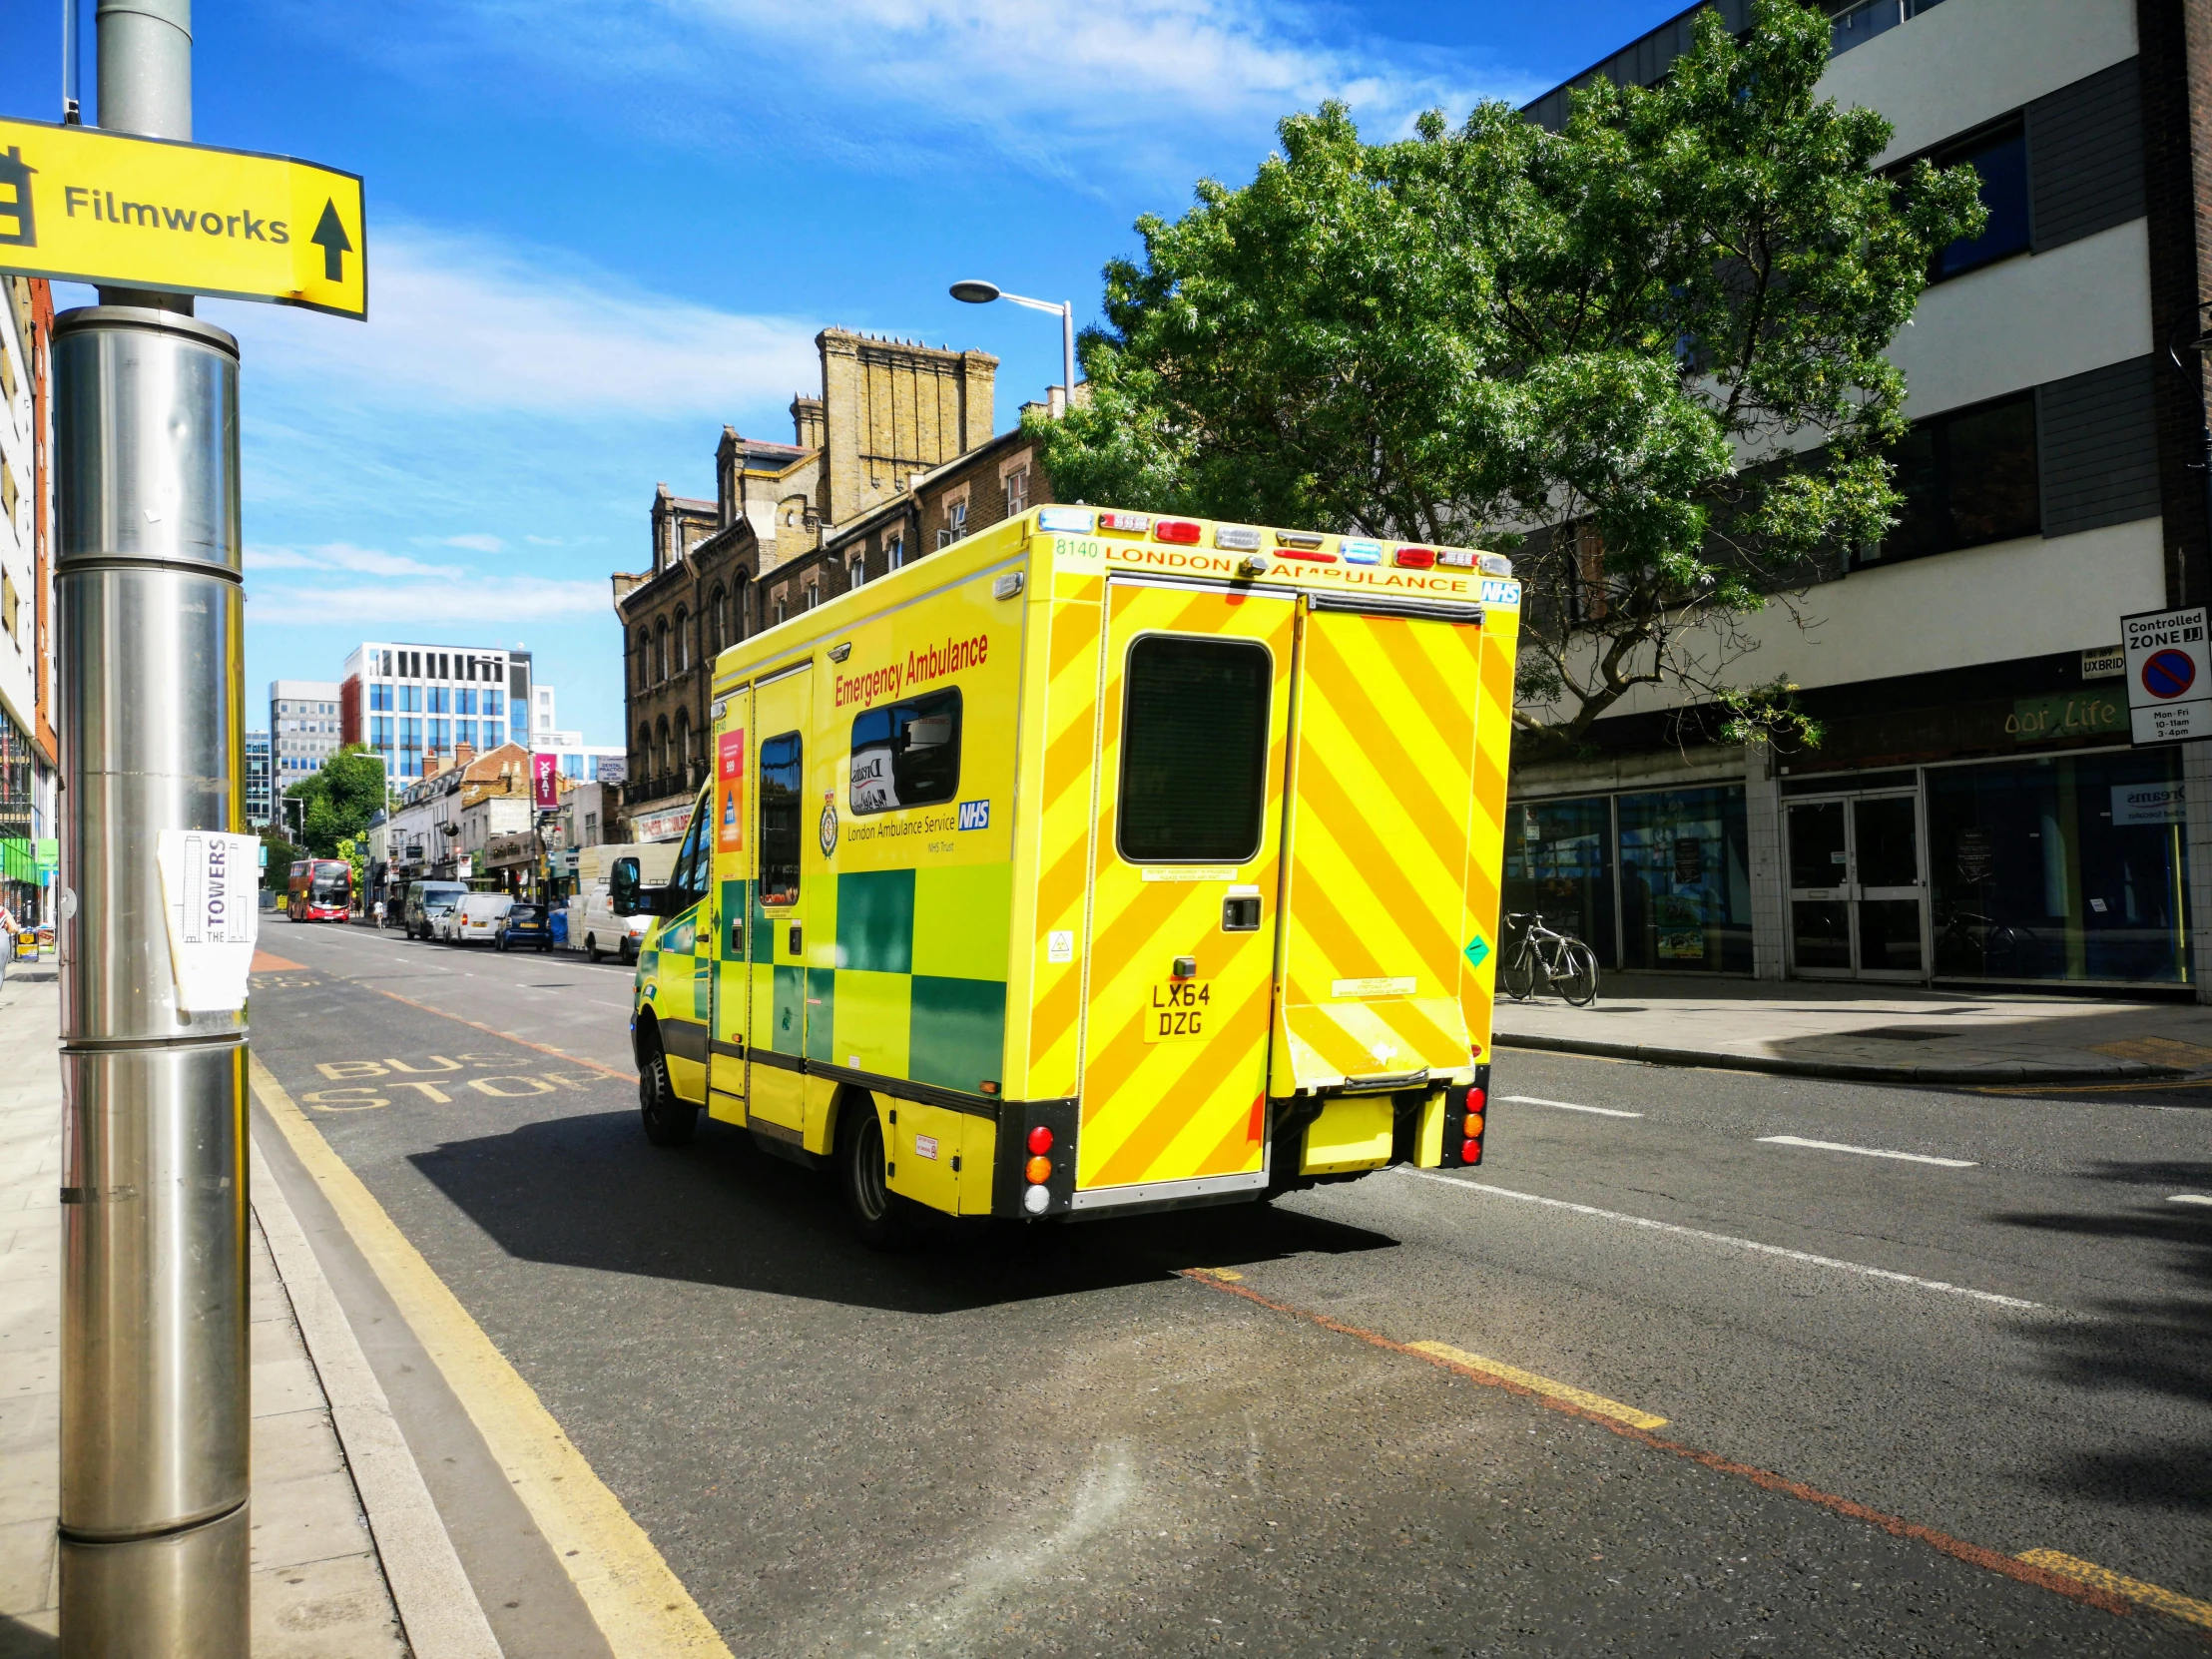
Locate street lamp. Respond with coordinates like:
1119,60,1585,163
950,279,1075,413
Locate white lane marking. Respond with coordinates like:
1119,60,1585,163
1501,1095,1643,1119
593,1000,629,1011
1405,1171,2041,1310
1757,1134,1976,1169
2170,1194,2212,1207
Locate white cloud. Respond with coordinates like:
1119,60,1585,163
441,533,507,553
249,574,610,627
247,542,466,579
391,0,1530,189
203,226,821,421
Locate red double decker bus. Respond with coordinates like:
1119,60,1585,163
286,859,352,921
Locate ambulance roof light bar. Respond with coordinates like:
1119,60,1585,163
950,279,1076,419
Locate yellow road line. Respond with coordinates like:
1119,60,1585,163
1973,1077,2212,1097
251,1054,732,1658
1404,1342,1668,1430
2016,1550,2212,1630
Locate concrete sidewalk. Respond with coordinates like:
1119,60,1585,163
1491,972,2212,1084
0,974,495,1657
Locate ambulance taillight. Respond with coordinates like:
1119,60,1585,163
1154,519,1203,545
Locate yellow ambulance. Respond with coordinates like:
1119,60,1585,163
613,505,1520,1243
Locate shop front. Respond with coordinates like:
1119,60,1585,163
1503,784,1755,976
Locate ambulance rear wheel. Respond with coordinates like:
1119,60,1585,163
837,1096,908,1249
637,1028,698,1147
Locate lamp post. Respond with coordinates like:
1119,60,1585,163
949,279,1075,411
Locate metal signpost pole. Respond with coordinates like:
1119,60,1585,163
57,2,253,1653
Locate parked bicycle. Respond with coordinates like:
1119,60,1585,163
1500,911,1601,1006
1937,909,2038,977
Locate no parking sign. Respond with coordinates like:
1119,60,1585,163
2122,605,2212,745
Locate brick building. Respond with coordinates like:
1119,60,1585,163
612,329,1001,837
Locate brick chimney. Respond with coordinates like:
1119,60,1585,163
453,743,476,773
422,751,444,781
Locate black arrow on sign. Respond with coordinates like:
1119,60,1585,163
309,199,352,282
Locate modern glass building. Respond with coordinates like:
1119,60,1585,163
244,730,272,828
338,642,533,783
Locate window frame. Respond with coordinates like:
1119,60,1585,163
848,688,963,817
1859,387,2040,570
757,730,805,908
1113,632,1275,866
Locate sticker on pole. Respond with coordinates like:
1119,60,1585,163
0,116,365,319
2122,606,2212,746
156,830,261,1012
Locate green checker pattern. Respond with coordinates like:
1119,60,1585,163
724,866,1012,1093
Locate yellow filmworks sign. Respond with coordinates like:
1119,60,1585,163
0,116,364,319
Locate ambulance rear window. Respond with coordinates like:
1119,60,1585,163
849,689,961,815
1118,636,1270,863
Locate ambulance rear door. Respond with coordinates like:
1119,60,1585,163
1073,576,1296,1205
1271,594,1485,1095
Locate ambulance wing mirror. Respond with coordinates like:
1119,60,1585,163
609,856,668,916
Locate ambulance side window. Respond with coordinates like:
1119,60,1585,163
1118,636,1271,863
669,803,710,907
759,732,804,907
849,689,961,815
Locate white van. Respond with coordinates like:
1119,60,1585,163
573,842,677,963
441,892,512,944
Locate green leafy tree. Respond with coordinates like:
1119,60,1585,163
1031,0,1984,753
283,744,388,857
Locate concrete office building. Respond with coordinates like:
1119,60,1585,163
526,684,624,783
1505,0,2212,998
337,641,533,783
270,680,342,798
244,731,273,828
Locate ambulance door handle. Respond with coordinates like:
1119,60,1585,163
1223,895,1261,931
730,918,745,955
789,921,803,955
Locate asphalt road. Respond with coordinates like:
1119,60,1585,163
248,917,2211,1656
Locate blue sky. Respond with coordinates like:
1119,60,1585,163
4,0,1688,746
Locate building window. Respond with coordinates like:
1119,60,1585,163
936,497,968,550
847,552,866,588
709,587,727,650
428,720,450,752
457,688,477,716
1928,117,2028,282
369,683,392,713
399,685,422,714
1830,0,1947,58
486,689,503,722
428,686,450,715
1004,466,1030,515
773,592,787,626
886,531,904,571
804,582,819,611
675,607,690,673
1866,390,2038,567
456,720,478,750
655,622,668,683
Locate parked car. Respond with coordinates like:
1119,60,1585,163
577,885,654,964
402,879,469,940
440,892,512,944
496,901,552,953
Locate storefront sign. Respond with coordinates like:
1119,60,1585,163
2005,693,2123,742
2081,645,2125,681
2123,605,2212,745
2112,782,2186,826
1672,838,1705,884
629,805,691,843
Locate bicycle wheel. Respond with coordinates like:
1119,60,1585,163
1501,943,1537,1002
1555,939,1600,1007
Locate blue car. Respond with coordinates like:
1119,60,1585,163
495,901,552,953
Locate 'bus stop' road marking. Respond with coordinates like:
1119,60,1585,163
252,1055,730,1659
1500,1095,1643,1118
2017,1550,2212,1631
1406,1171,2039,1309
1757,1134,1977,1168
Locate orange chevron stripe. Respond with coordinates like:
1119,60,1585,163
1050,607,1099,680
1302,658,1462,861
1089,977,1270,1186
1194,1093,1267,1178
1295,749,1457,969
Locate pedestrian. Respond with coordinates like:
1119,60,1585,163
371,897,386,930
0,901,16,989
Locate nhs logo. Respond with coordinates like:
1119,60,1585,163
1480,578,1522,609
957,800,990,830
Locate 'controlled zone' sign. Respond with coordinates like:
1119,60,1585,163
2122,605,2211,746
0,116,364,319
